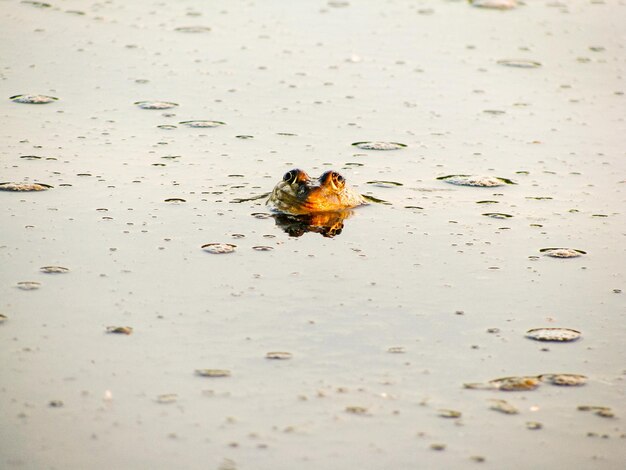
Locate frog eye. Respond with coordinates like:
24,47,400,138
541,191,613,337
332,172,345,188
283,170,296,183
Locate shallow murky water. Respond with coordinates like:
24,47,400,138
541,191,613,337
1,1,625,469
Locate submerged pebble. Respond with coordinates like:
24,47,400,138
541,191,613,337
366,180,403,188
252,246,273,251
135,101,179,110
578,405,615,418
470,0,517,9
352,141,407,151
265,351,292,360
106,326,133,335
10,94,58,104
465,376,540,391
541,248,586,258
438,409,462,418
526,328,581,342
179,120,225,128
201,243,237,254
345,406,368,415
155,394,178,404
40,266,70,274
0,182,52,191
437,175,515,187
497,59,542,68
195,369,231,378
0,313,7,323
17,281,41,291
482,213,513,219
174,26,211,33
539,374,587,386
21,1,52,7
489,399,519,415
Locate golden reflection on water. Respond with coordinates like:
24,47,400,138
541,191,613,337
272,210,354,238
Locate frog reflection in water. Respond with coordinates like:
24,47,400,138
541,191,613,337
266,169,367,237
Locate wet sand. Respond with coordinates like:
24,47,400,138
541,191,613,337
1,1,625,469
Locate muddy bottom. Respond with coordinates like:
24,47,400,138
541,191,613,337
1,1,625,469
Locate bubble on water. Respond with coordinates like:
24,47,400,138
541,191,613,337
251,212,272,219
20,155,42,160
387,346,406,353
252,246,273,251
135,101,179,110
17,281,41,291
476,200,499,204
40,266,69,274
265,351,292,360
470,0,518,10
352,141,407,151
179,120,225,128
164,198,186,203
106,326,133,335
539,374,587,386
0,314,8,323
482,213,513,219
195,369,231,377
157,124,177,130
483,109,506,115
489,399,519,414
526,328,581,342
540,248,586,258
437,175,515,187
497,59,542,68
0,182,52,191
438,409,462,418
175,26,211,33
236,135,254,139
201,243,237,254
366,180,403,188
10,94,58,104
